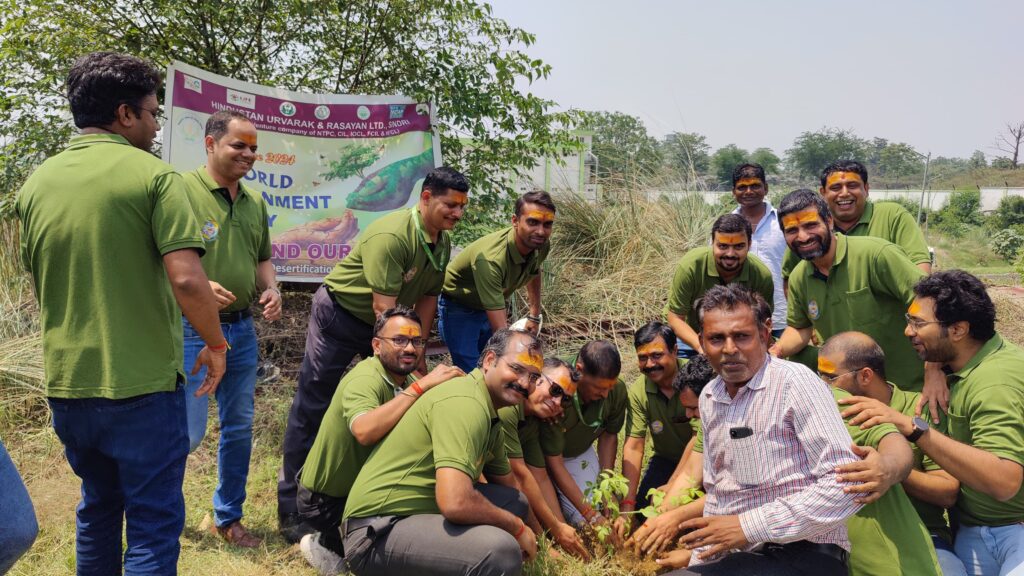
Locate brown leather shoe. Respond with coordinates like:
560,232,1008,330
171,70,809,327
213,521,263,548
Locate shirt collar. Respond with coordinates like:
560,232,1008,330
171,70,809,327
951,334,1005,382
704,247,752,282
506,226,527,265
705,354,771,403
368,356,409,393
195,165,250,202
68,133,132,149
731,201,778,234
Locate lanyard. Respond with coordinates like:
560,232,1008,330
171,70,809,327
572,393,605,429
411,207,448,272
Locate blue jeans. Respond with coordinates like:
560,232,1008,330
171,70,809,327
955,523,1024,576
934,534,969,576
437,295,493,372
49,387,188,576
0,438,38,573
183,316,258,528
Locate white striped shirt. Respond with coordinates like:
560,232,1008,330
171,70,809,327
698,355,861,559
732,201,787,329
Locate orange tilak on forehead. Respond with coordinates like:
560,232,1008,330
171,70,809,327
637,342,667,356
735,178,763,188
817,356,838,374
908,301,922,316
516,350,543,371
825,171,863,189
781,208,821,230
447,191,468,206
524,210,555,223
397,324,421,337
715,232,746,245
238,133,258,147
594,377,618,390
551,372,577,396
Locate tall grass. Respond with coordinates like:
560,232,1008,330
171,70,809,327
0,217,45,428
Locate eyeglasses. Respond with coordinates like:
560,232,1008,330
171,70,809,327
377,336,428,349
818,368,863,384
130,103,164,122
501,358,542,386
904,313,944,331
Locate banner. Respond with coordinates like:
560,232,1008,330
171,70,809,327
163,61,441,282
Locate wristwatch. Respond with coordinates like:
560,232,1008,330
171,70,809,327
905,416,930,442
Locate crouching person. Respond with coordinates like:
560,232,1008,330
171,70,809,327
342,329,543,576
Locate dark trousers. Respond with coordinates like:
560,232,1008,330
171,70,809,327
637,454,678,510
664,540,848,576
343,483,529,576
296,474,346,556
278,285,373,516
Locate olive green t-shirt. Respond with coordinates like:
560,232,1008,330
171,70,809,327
626,359,696,460
16,134,204,399
945,334,1024,527
782,201,930,278
344,369,511,518
498,404,546,468
787,234,925,391
300,357,414,499
832,387,941,576
888,384,951,542
442,226,550,311
324,207,449,325
181,167,271,313
540,379,628,459
666,247,775,332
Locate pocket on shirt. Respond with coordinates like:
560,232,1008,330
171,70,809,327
725,434,762,486
844,287,881,328
945,409,971,445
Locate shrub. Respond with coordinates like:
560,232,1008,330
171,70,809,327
991,228,1024,262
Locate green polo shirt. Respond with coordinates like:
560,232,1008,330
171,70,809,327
181,167,270,313
945,334,1024,527
832,388,941,576
782,201,930,278
16,134,204,399
300,357,414,499
442,226,550,311
344,369,511,518
787,234,925,390
498,404,546,468
626,359,696,460
324,207,449,325
666,247,775,332
540,379,628,459
888,384,951,543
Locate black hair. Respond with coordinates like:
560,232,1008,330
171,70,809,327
711,213,752,243
913,270,996,342
731,163,766,189
205,109,252,140
820,160,869,188
515,190,557,217
422,166,470,196
373,305,422,337
672,354,715,396
478,328,542,368
543,357,581,384
633,321,677,351
777,188,832,231
697,284,772,329
577,340,621,379
820,332,887,380
67,51,162,129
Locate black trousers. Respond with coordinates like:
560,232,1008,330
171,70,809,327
296,475,346,555
277,285,373,516
664,540,848,576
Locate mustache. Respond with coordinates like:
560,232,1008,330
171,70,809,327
641,366,662,374
506,381,530,398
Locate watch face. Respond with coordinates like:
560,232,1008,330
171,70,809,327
912,416,930,431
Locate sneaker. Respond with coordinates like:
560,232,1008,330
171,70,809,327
301,532,345,575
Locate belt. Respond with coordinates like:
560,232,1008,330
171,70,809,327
763,541,849,565
219,308,252,323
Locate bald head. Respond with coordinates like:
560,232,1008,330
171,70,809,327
820,331,887,381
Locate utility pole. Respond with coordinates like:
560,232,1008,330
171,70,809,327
917,151,931,225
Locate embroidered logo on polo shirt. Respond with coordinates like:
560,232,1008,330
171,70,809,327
201,219,220,243
808,299,820,320
650,420,664,434
403,266,418,283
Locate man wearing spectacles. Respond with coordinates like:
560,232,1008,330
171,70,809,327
498,358,590,559
296,306,463,574
342,329,542,575
279,167,470,541
621,322,698,527
840,271,1024,575
540,341,628,528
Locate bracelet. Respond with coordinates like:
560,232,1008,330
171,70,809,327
399,390,418,399
208,341,230,352
621,499,636,507
267,286,281,296
411,382,425,396
526,314,542,323
513,520,526,539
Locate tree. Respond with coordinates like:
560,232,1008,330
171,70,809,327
970,150,987,169
994,121,1024,169
661,131,710,184
992,157,1016,170
581,111,662,179
321,142,382,181
749,147,781,175
785,127,868,180
989,195,1024,230
0,0,580,220
709,145,749,189
877,142,922,182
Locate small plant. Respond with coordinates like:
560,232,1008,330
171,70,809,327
990,228,1024,262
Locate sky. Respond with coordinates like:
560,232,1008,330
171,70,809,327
487,0,1024,160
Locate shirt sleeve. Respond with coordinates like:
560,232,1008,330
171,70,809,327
738,370,862,545
522,435,547,468
151,171,205,256
484,430,512,477
257,199,272,261
692,419,704,454
341,374,391,429
666,259,695,316
966,383,1024,467
498,406,524,460
890,208,931,265
605,380,629,435
540,419,566,457
626,379,649,438
781,248,800,280
360,232,410,297
749,255,776,313
430,396,493,478
786,271,812,329
873,244,926,307
471,253,508,311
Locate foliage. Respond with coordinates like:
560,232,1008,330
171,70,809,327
320,142,382,181
0,0,581,216
660,132,710,185
990,229,1024,263
749,147,781,175
970,150,988,169
989,196,1024,231
581,111,662,180
785,127,868,179
709,144,748,189
934,188,984,229
877,142,923,182
992,157,1016,170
